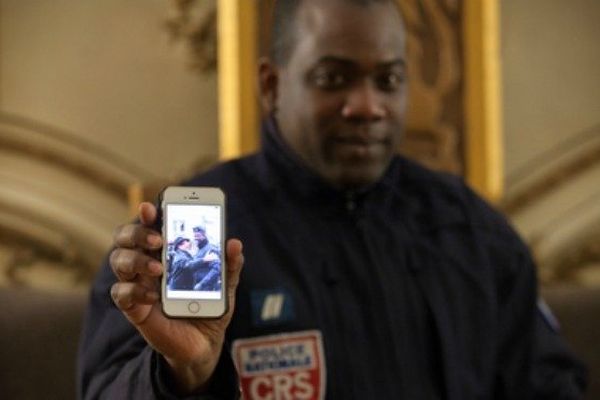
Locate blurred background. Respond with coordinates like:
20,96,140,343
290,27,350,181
0,0,599,398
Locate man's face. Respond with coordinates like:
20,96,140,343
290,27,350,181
178,240,191,251
265,0,407,190
193,230,206,242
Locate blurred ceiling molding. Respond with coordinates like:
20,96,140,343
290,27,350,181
0,181,120,278
502,125,600,214
0,112,155,201
552,229,600,284
507,162,600,283
0,205,102,278
535,222,600,285
0,112,156,278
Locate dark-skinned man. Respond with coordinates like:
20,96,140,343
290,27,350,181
78,0,586,398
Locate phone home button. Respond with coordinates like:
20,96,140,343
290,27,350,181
188,301,200,314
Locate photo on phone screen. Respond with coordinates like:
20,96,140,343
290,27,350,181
164,203,223,300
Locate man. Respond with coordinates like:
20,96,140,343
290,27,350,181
168,229,221,291
78,0,587,398
191,225,221,291
168,236,194,290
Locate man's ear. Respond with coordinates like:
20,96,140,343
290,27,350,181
258,57,279,115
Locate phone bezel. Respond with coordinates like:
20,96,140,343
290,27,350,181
160,186,227,318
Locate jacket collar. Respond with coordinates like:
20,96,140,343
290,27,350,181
256,116,402,212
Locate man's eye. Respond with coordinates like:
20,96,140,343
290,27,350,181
376,72,405,91
312,71,348,89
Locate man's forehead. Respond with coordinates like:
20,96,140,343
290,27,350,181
298,0,404,31
295,0,406,60
312,55,406,71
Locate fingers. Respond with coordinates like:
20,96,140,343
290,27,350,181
110,248,163,281
111,202,162,283
113,223,162,250
110,282,159,326
113,202,161,249
111,281,160,309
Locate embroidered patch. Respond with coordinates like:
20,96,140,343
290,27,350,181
232,330,326,400
251,289,294,326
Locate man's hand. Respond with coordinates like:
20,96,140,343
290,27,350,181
109,202,244,394
203,252,220,263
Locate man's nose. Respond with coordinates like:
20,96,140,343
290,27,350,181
341,81,387,121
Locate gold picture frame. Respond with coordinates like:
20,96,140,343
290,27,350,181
217,0,503,201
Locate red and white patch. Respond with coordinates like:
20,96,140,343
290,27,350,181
232,330,326,400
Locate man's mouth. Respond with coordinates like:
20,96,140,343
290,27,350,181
332,136,386,157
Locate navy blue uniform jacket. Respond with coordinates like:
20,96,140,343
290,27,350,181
78,122,586,399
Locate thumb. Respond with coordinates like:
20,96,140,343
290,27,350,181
225,239,244,311
139,202,158,226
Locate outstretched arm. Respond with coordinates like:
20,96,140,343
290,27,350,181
78,202,244,399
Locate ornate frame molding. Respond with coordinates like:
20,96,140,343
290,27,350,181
217,0,259,160
214,0,503,201
463,0,503,202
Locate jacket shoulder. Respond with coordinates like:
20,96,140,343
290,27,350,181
395,156,517,241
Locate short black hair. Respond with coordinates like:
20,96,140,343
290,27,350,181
173,237,190,249
269,0,401,66
193,225,206,233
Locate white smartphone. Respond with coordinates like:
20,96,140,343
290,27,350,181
160,186,227,318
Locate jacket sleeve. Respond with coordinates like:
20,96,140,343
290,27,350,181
493,232,587,399
532,301,588,399
492,241,539,399
491,245,587,399
463,184,587,399
77,255,240,400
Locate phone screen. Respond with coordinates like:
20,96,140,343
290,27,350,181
164,203,223,300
